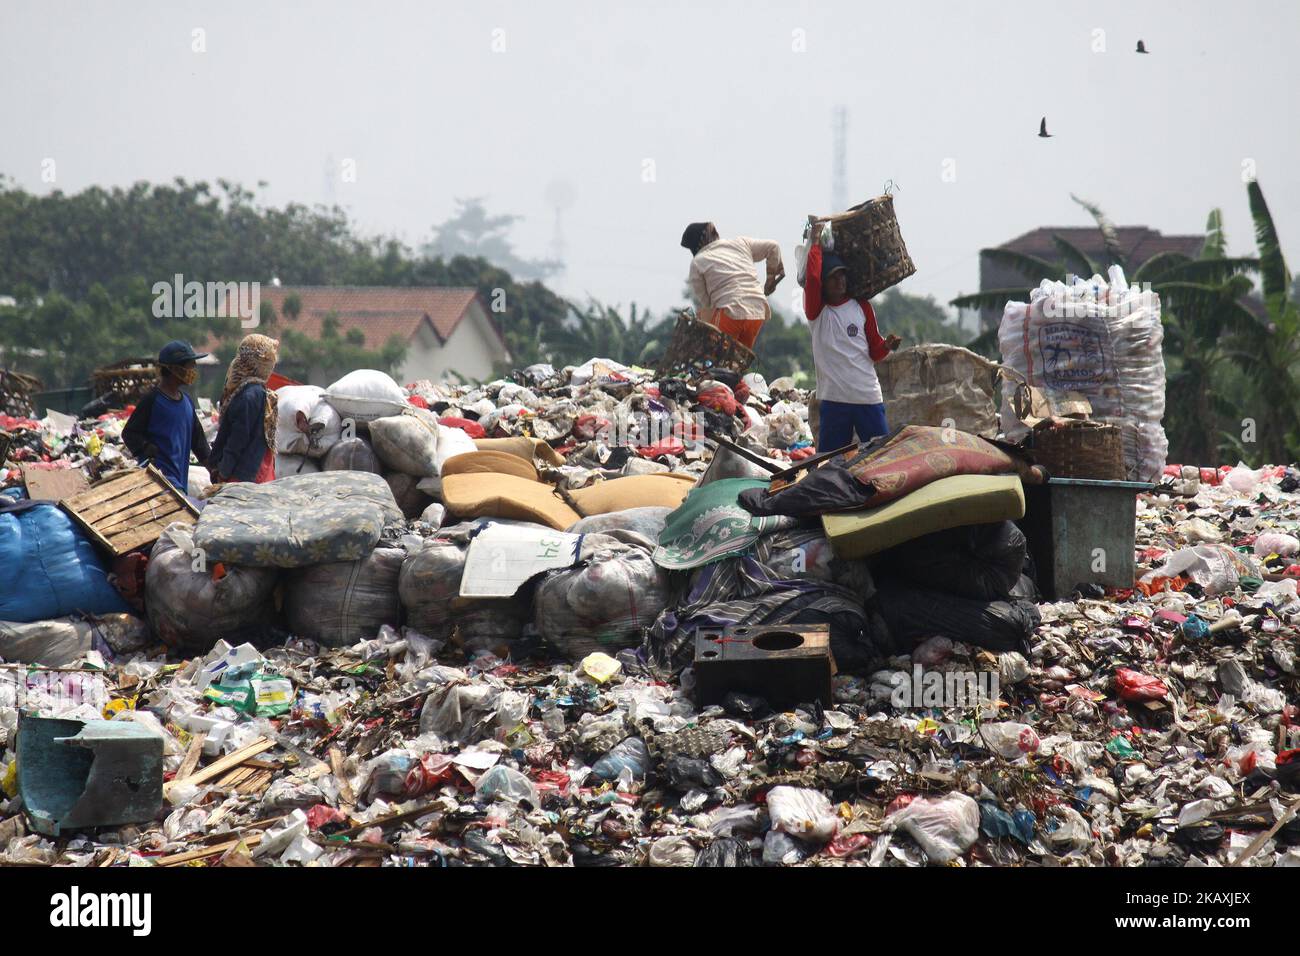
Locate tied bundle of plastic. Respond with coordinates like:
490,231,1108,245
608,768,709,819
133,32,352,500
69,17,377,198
998,264,1167,481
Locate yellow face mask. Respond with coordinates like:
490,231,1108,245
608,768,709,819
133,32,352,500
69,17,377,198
166,364,199,386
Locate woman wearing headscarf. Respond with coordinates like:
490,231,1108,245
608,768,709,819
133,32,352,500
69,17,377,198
209,334,280,484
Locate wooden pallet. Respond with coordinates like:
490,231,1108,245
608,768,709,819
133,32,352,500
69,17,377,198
60,464,199,556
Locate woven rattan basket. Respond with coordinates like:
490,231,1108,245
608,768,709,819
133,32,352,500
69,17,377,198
91,358,161,406
1030,419,1124,480
811,194,916,300
655,314,756,380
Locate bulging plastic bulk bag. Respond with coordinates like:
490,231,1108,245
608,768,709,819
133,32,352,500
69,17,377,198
275,453,320,477
567,506,672,540
875,584,1040,653
275,385,343,458
534,534,671,660
187,465,212,498
322,436,384,473
369,412,442,477
285,547,405,647
876,345,1001,438
998,266,1167,480
398,524,530,642
891,521,1027,601
146,523,279,654
325,369,407,422
0,497,130,623
435,424,478,473
0,615,147,667
385,471,434,520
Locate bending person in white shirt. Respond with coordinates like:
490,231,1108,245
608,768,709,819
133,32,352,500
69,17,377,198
680,221,784,349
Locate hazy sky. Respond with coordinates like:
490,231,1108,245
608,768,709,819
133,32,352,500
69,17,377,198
3,0,1296,323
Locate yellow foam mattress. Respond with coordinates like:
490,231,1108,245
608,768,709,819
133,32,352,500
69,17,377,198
822,473,1025,559
442,473,580,531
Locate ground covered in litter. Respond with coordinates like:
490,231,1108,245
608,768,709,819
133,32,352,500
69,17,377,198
2,362,1299,867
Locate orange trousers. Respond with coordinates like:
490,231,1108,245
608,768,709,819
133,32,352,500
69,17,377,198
713,309,764,349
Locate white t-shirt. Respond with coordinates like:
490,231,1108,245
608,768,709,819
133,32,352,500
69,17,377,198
811,297,884,404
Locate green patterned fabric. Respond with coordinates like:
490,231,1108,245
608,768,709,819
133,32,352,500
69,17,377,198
653,478,791,570
194,472,402,568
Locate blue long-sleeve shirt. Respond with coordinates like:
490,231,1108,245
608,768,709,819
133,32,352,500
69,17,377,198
210,383,271,482
121,388,209,492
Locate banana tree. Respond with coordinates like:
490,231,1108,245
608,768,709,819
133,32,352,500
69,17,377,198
1222,181,1300,464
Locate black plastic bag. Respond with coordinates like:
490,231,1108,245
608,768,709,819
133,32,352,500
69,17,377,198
875,582,1040,653
695,838,755,867
891,521,1027,601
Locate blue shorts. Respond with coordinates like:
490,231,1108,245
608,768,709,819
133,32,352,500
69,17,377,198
818,400,888,452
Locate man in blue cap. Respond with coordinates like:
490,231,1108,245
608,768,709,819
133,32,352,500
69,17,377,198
804,235,901,451
122,341,212,493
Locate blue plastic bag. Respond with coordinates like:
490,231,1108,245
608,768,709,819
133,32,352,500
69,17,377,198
0,498,130,623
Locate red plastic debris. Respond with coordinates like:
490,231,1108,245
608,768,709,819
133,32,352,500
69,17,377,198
306,805,348,830
696,383,738,415
438,416,485,439
635,437,686,459
405,753,455,796
1114,667,1168,702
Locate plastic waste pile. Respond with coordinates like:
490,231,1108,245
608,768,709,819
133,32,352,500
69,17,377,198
2,359,1299,868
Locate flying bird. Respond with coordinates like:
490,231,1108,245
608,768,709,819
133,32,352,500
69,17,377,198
1136,39,1149,53
1038,117,1052,138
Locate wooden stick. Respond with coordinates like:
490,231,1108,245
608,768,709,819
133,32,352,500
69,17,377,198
157,833,265,866
174,732,207,782
1229,800,1299,867
162,737,273,798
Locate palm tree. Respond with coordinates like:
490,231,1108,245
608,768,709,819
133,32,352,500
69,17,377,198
1222,181,1300,464
544,300,672,368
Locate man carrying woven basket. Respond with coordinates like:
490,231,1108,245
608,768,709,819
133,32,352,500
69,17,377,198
804,225,901,451
680,222,784,349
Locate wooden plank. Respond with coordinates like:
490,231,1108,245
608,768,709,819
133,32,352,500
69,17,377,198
64,507,119,554
97,498,185,535
65,470,153,510
157,833,264,867
147,463,200,517
21,465,90,502
80,483,172,524
218,766,257,789
162,737,273,798
174,732,208,782
97,490,184,527
237,770,274,795
110,517,192,554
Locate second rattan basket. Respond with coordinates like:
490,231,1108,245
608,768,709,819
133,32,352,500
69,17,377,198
1030,419,1124,480
655,314,756,380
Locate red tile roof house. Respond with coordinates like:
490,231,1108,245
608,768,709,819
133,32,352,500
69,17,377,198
977,226,1205,330
257,287,509,385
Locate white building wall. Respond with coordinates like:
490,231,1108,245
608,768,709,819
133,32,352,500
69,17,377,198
395,302,504,384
